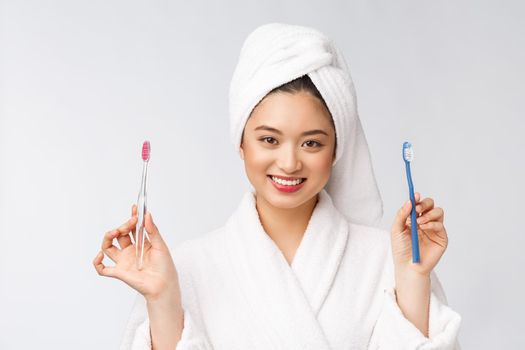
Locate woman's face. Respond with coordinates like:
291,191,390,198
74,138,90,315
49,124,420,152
240,90,336,209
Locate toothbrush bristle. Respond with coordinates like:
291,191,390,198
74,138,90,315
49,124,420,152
142,141,150,161
403,142,413,162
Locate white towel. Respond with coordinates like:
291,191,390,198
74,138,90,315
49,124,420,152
229,23,383,226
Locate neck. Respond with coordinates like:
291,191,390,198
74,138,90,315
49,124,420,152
255,192,319,264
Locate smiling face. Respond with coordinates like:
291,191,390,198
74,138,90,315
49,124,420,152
240,90,336,209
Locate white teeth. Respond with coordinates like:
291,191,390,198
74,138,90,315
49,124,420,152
271,176,304,186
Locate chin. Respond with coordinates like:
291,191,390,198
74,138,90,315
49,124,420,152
267,196,305,209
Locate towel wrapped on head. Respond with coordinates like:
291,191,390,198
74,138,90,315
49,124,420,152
228,23,383,227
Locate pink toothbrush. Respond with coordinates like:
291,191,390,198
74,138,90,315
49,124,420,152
135,141,151,270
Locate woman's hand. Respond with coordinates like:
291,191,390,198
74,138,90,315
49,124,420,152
390,192,449,276
93,205,180,302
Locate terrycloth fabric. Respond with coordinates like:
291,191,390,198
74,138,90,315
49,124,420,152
120,189,462,350
229,23,383,226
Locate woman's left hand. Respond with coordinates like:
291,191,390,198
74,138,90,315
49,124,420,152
390,193,449,276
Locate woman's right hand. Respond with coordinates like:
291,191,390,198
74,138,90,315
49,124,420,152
93,205,180,302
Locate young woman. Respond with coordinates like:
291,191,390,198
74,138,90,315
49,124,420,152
94,23,462,350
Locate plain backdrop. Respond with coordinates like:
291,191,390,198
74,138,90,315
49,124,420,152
1,0,524,349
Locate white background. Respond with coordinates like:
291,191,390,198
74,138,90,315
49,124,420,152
1,0,523,348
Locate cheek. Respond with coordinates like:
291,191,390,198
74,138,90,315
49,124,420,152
243,144,272,171
309,151,334,172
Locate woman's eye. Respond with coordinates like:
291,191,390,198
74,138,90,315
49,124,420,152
304,140,322,148
261,137,277,144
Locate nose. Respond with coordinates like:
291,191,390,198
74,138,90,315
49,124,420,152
276,144,302,173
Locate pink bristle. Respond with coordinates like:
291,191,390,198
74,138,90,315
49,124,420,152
142,141,150,161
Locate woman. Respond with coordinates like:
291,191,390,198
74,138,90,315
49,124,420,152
93,23,462,349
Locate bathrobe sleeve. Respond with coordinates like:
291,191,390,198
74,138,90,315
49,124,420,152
368,270,462,350
119,292,213,350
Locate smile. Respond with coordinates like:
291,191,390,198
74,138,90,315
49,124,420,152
267,175,307,193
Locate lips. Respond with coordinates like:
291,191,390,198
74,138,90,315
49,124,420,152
267,175,307,193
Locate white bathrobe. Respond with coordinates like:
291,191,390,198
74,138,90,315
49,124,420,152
120,189,462,350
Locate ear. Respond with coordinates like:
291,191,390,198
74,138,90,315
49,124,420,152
239,146,245,160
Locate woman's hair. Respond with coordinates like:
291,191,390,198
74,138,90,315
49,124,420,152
243,75,337,155
268,75,332,121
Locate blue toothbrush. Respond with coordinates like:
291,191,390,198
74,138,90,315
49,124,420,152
402,142,420,263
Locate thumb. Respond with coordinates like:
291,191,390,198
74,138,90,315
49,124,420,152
144,211,167,248
392,200,412,234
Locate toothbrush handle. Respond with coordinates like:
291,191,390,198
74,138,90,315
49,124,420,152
405,162,421,263
136,193,147,270
135,161,150,270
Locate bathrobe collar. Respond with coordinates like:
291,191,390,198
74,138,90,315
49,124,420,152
223,188,349,349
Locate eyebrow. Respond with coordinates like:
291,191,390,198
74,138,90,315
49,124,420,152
254,125,329,137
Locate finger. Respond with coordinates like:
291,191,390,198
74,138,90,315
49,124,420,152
130,204,137,235
419,221,445,232
117,233,132,249
93,251,120,279
101,230,121,262
392,200,412,234
117,213,137,249
416,197,434,215
129,204,138,245
414,192,421,203
416,207,444,225
419,222,448,248
116,215,137,236
144,211,166,249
